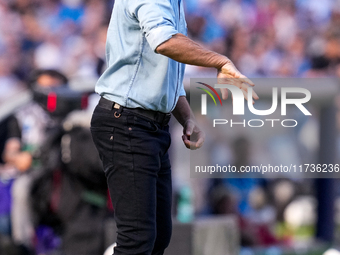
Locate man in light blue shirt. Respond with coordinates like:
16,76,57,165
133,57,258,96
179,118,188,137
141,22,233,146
91,0,258,254
96,0,187,113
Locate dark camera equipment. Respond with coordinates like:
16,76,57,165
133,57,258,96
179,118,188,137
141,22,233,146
32,86,89,117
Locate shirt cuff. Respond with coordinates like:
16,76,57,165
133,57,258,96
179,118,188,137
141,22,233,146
146,25,178,52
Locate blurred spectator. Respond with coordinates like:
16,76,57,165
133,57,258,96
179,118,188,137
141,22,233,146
0,0,112,82
2,69,69,252
3,69,68,172
0,0,338,82
2,69,108,254
208,137,277,247
0,56,25,105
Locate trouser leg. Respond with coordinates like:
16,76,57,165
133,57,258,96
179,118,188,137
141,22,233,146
91,107,172,255
152,152,172,255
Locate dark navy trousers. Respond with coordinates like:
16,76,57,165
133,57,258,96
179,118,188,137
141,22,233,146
90,103,172,255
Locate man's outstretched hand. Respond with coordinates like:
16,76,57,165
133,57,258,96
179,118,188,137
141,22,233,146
156,34,258,104
182,119,205,150
217,60,259,103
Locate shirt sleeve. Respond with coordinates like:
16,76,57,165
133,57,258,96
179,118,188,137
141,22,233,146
179,83,186,96
128,0,179,52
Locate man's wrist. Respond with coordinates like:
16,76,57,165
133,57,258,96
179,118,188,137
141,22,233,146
172,96,195,127
216,57,231,70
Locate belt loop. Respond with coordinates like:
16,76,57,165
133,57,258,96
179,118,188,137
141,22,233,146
114,104,123,118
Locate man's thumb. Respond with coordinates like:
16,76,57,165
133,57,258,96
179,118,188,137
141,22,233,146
185,120,194,136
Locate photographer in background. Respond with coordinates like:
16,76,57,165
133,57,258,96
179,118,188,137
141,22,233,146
2,69,69,252
3,70,68,172
2,69,108,255
2,70,68,251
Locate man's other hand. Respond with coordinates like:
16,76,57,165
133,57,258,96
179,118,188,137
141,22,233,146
217,60,259,104
182,119,205,150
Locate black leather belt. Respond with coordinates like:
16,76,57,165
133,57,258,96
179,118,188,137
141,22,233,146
98,97,171,126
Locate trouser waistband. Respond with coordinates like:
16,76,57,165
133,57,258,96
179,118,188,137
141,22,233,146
98,97,171,126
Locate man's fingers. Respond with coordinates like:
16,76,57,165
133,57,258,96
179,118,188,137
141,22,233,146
241,89,248,102
184,120,195,136
182,137,190,149
182,133,205,150
220,88,228,100
230,68,254,87
221,84,258,103
195,135,205,149
240,74,255,86
220,62,254,86
240,83,259,103
252,88,259,100
218,62,257,103
182,135,194,149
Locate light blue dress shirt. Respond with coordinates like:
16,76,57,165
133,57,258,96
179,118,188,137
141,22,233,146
95,0,187,113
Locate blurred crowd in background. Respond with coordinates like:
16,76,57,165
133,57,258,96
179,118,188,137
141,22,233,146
1,0,340,89
1,0,340,254
185,0,340,78
0,0,111,105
